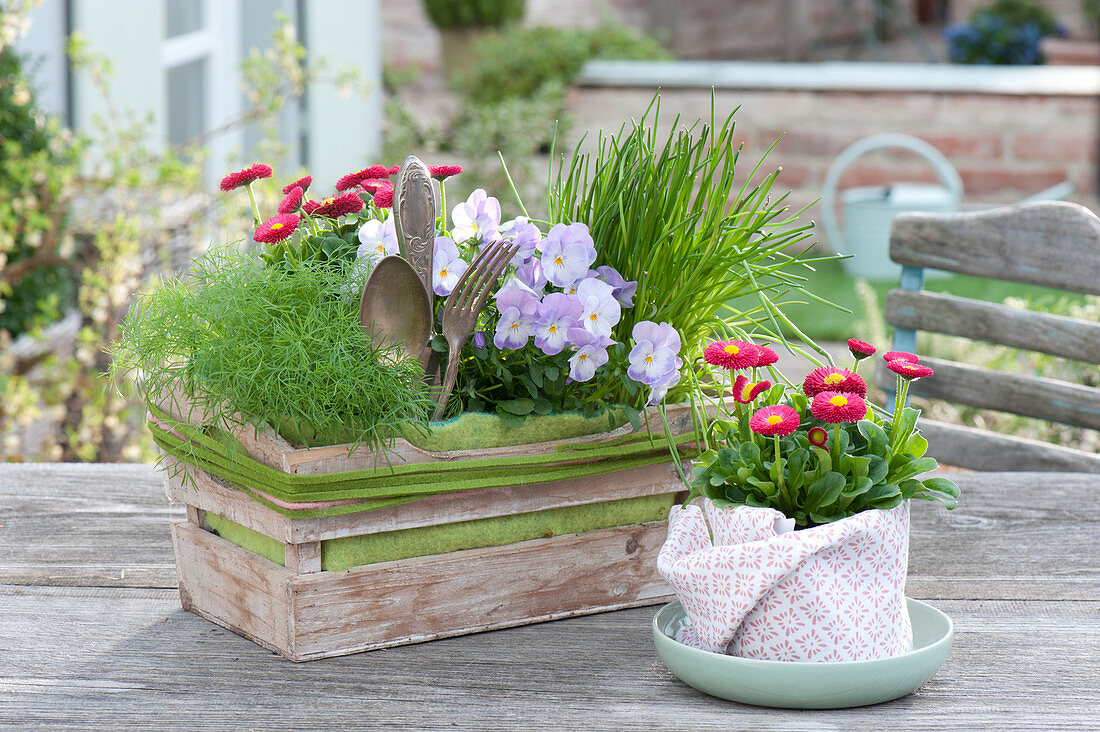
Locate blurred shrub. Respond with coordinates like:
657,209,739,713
422,0,525,29
943,0,1066,64
1085,0,1100,38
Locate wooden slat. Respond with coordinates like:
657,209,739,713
917,418,1100,473
889,201,1100,295
885,288,1100,364
163,458,685,544
284,542,321,573
877,356,1100,430
173,519,674,661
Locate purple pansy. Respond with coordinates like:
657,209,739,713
575,277,621,338
627,321,683,406
500,216,542,266
595,265,638,308
534,293,583,356
539,223,597,288
515,258,548,294
451,188,501,244
493,286,540,350
567,328,614,382
432,236,468,297
356,215,399,263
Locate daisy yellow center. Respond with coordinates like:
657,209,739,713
723,344,740,355
270,223,284,230
829,395,849,407
323,197,334,205
766,414,783,426
742,384,755,400
824,373,845,385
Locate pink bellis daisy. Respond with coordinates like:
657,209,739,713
803,366,867,398
429,165,463,180
886,360,935,380
220,163,272,192
372,186,394,209
278,186,303,214
807,426,829,449
253,213,300,244
883,350,919,363
732,375,771,404
335,165,396,192
848,338,876,360
754,345,779,368
749,405,800,436
704,340,761,371
282,175,312,195
810,391,868,423
304,192,364,218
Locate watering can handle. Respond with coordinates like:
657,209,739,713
819,133,964,256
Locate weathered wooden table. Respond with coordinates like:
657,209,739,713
1,464,1096,730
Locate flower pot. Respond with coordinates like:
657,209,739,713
1041,37,1100,65
657,498,911,663
154,396,698,660
438,28,494,88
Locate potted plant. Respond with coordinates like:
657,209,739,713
1041,0,1100,65
658,338,960,663
111,99,830,660
422,0,526,86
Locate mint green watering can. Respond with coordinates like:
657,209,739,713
821,133,963,280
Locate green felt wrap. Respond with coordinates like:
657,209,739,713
149,404,695,518
204,492,676,571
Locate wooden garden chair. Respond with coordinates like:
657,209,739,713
881,200,1100,472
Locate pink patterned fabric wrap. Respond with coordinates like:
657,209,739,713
657,499,911,662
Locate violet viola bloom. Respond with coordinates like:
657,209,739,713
473,332,486,350
575,277,621,338
356,215,399,263
539,223,597,288
493,286,539,350
451,189,501,244
567,328,614,382
595,265,638,308
515,259,548,294
432,236,468,297
534,292,583,356
627,321,683,406
499,216,542,266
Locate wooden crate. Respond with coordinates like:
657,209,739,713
163,405,695,661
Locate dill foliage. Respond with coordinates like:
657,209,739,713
112,247,435,448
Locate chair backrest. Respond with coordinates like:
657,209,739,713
882,201,1100,472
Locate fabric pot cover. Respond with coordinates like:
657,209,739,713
657,499,911,662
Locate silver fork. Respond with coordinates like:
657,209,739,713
432,239,520,421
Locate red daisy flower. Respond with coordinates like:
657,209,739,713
219,163,272,192
732,375,771,404
704,340,760,370
372,186,394,209
253,213,300,244
278,186,304,214
848,338,876,360
886,359,935,380
807,426,829,448
335,165,396,192
810,391,868,423
882,350,919,363
304,192,364,218
802,367,867,398
429,164,463,180
754,345,779,368
748,405,800,436
282,175,312,195
360,178,393,195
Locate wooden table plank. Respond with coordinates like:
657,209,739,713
0,586,1096,730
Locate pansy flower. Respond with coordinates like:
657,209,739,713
534,293,583,356
253,213,299,244
567,329,613,382
809,391,868,423
220,163,272,192
594,265,638,308
432,237,468,297
493,286,539,350
575,277,621,338
627,321,681,388
704,340,760,371
452,189,502,244
500,216,542,266
749,405,800,436
539,223,597,288
356,215,399,262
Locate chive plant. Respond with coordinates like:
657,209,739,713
548,95,840,404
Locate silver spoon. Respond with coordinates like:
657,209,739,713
358,255,433,366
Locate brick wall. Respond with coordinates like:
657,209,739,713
381,0,868,69
566,84,1099,252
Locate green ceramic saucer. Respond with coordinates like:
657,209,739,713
652,597,953,709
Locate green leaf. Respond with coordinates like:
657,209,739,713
867,455,889,483
857,419,888,455
498,398,535,415
805,471,845,512
906,432,928,459
738,441,761,465
922,476,961,498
